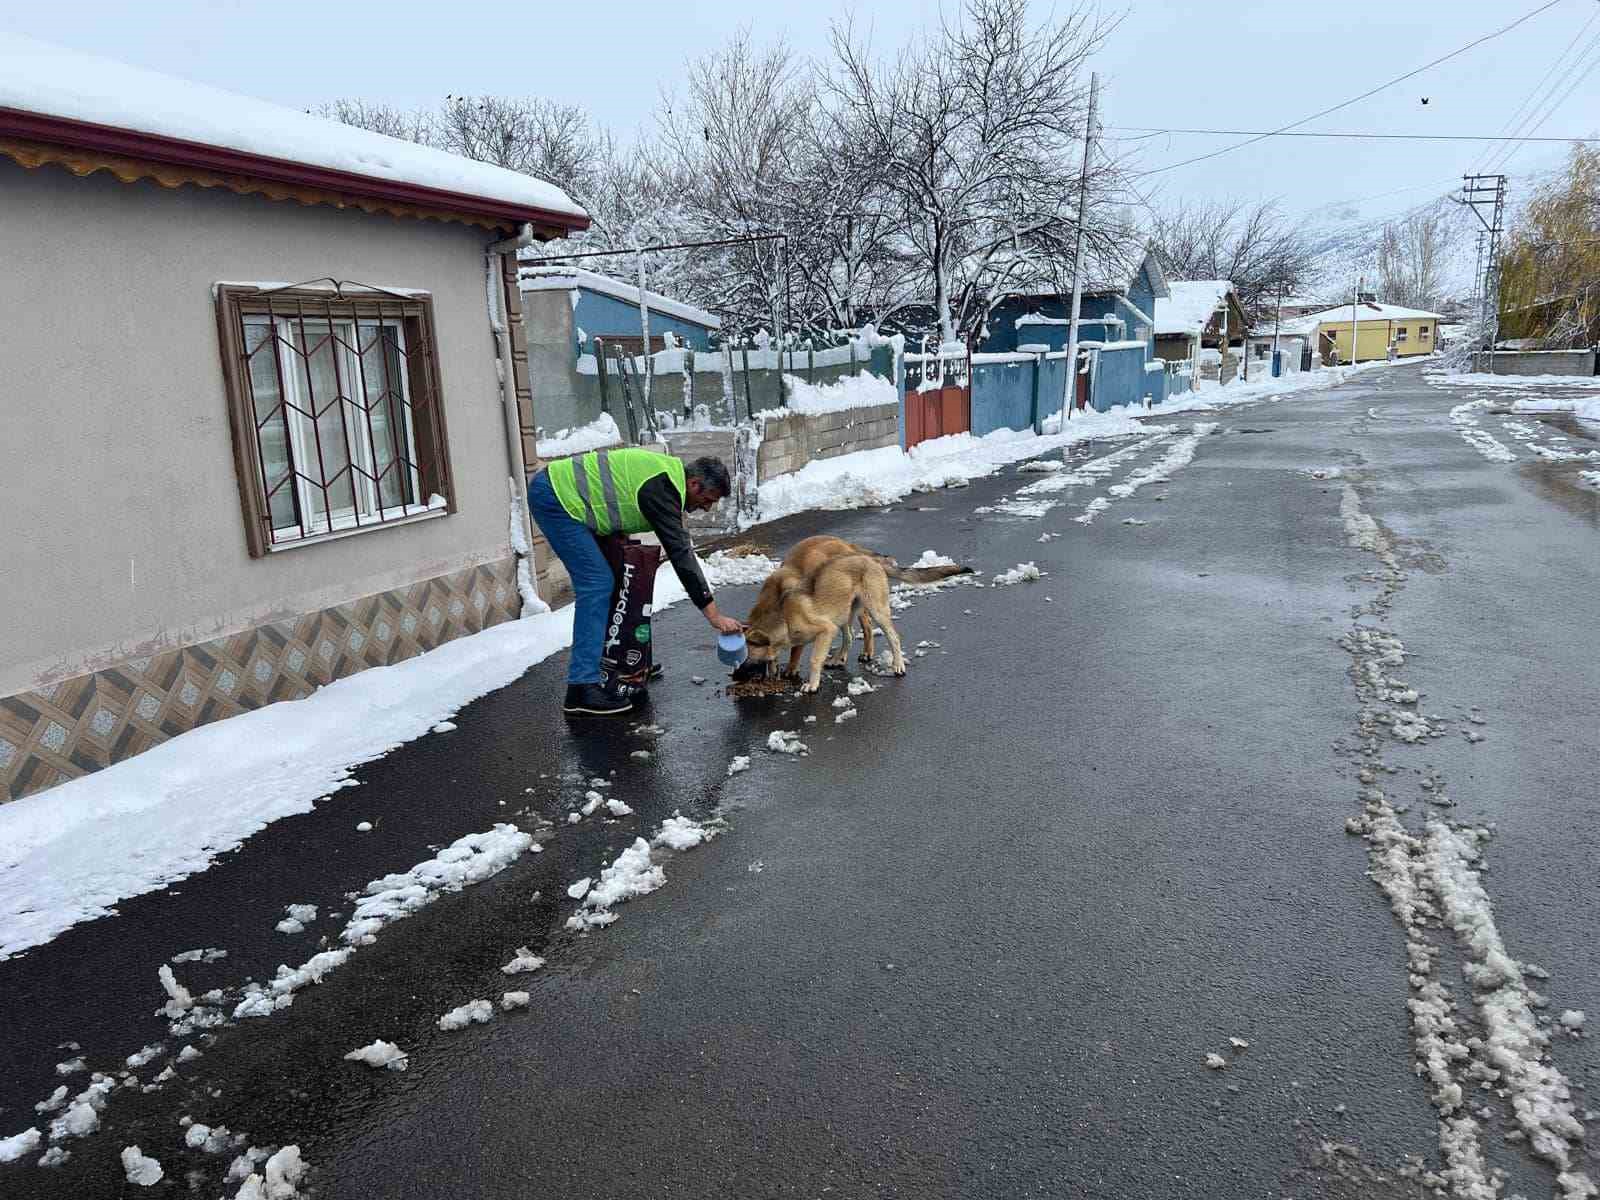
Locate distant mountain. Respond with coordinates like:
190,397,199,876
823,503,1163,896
1299,192,1480,310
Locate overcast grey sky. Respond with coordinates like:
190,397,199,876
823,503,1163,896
6,0,1597,225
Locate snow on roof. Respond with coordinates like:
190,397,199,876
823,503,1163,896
520,265,721,330
0,33,586,225
1301,300,1446,324
1154,280,1235,336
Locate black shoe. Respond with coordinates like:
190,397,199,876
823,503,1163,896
563,682,635,716
646,663,664,682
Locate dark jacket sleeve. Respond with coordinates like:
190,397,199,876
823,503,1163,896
637,474,714,610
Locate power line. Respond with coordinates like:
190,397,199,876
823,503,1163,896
1481,26,1600,171
1470,4,1600,173
1132,0,1570,179
1110,127,1600,144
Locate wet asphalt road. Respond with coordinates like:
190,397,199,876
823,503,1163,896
2,362,1597,1199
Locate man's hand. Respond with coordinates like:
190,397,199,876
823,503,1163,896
702,601,745,636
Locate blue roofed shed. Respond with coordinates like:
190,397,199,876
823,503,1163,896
519,264,721,354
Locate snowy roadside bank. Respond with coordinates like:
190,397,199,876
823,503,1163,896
0,567,693,962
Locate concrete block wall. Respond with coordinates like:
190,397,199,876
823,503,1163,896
756,402,901,483
1470,349,1596,376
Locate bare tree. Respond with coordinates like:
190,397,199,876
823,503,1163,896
1378,210,1448,310
825,0,1120,343
313,99,434,144
1150,199,1311,325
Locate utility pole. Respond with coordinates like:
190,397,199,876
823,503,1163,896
636,249,653,414
1349,276,1361,366
1061,70,1098,423
1459,173,1507,369
1272,281,1283,376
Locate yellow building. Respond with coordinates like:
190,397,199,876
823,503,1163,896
1305,301,1445,362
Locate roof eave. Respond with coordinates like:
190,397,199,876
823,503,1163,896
0,105,590,235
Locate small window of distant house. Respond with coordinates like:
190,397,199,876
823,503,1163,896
1396,326,1408,342
216,285,454,556
1419,324,1430,338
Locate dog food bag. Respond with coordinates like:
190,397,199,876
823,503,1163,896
599,536,662,688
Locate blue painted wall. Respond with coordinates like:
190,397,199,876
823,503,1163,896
573,288,717,352
1090,345,1146,412
970,359,1037,434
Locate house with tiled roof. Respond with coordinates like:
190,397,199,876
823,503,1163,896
0,33,591,799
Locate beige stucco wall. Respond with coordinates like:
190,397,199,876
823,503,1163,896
0,159,515,696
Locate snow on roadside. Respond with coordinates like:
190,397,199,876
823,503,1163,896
0,569,694,961
1509,396,1600,423
1428,372,1600,391
701,550,779,587
753,408,1153,525
652,812,718,851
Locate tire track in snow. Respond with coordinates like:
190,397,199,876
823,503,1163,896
1335,479,1595,1199
974,432,1172,521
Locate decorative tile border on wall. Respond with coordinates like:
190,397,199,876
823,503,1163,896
0,557,521,802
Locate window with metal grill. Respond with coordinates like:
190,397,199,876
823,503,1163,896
216,284,454,556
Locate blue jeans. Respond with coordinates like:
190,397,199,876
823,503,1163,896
529,471,612,685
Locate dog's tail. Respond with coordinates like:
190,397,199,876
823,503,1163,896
879,560,974,584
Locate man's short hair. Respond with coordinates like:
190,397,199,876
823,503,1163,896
687,456,732,498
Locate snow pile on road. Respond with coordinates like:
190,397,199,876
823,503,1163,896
754,409,1152,525
343,1041,408,1071
535,413,622,458
230,824,534,1022
342,825,534,946
1510,396,1600,423
275,904,317,935
500,991,530,1011
120,1145,163,1186
1017,459,1064,473
992,562,1041,586
1582,471,1600,489
909,550,956,568
565,839,665,931
171,947,227,964
0,1127,41,1163
766,730,807,755
1106,423,1217,498
1018,435,1167,495
437,1000,494,1031
1449,399,1517,463
773,370,896,417
183,1123,240,1154
727,755,751,776
1073,497,1110,525
653,812,717,851
701,550,779,586
1424,822,1593,1189
501,947,545,975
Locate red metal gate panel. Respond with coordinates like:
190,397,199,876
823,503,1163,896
905,351,972,449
